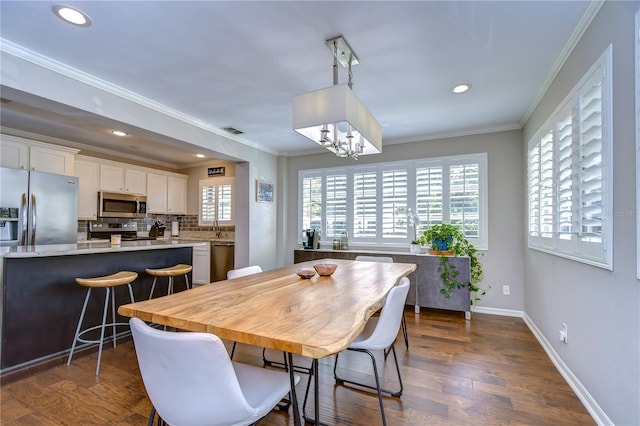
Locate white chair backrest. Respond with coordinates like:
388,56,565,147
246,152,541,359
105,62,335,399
355,255,394,263
129,318,258,425
359,277,410,350
227,265,263,279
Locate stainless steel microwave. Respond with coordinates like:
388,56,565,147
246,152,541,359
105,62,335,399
98,192,147,218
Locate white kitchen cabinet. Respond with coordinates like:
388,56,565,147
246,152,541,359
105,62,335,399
167,176,187,214
29,145,76,175
75,158,99,220
99,164,146,195
0,135,77,175
146,172,168,213
192,243,211,286
0,138,28,169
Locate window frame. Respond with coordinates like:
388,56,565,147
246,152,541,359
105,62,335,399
527,45,613,270
298,153,488,250
199,176,235,226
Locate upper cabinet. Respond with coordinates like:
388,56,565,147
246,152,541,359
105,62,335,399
146,172,168,213
99,164,146,195
167,176,187,214
0,135,78,175
75,158,99,220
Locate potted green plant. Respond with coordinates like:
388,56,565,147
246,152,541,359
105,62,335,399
417,224,489,306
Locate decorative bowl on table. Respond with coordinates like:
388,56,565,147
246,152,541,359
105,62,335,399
313,263,337,276
296,269,316,279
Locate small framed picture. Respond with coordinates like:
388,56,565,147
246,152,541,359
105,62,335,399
256,180,274,203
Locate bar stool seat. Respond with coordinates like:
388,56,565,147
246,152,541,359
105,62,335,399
67,271,138,375
147,264,192,299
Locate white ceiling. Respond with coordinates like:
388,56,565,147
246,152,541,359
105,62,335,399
0,1,591,168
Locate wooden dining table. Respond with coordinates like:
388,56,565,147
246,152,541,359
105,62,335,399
118,258,417,425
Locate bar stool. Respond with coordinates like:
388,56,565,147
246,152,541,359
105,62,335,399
147,264,192,299
67,271,138,375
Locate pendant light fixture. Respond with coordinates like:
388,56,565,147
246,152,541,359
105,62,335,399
292,36,382,160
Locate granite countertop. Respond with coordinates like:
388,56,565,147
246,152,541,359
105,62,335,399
0,239,208,259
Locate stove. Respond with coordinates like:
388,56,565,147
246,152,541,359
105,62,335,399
88,221,156,241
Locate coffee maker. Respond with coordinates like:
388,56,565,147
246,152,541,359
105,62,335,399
302,229,320,250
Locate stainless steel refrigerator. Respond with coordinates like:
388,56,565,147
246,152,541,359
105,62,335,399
0,167,79,246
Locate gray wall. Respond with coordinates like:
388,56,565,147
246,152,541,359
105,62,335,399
285,129,525,312
522,2,639,424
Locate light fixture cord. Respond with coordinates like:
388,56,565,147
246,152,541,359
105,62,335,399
333,41,338,86
348,61,353,89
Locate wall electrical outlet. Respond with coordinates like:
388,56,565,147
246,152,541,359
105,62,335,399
502,285,510,296
559,323,568,343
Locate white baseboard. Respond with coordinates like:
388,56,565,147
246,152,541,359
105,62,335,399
472,306,523,317
522,312,613,426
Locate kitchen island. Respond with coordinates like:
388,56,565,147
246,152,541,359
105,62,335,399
0,239,207,376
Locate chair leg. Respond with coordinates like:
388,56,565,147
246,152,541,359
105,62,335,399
168,276,174,295
111,286,117,348
230,341,237,359
148,277,158,300
184,273,190,290
67,288,92,367
334,345,403,397
147,407,156,426
402,313,409,350
94,287,111,376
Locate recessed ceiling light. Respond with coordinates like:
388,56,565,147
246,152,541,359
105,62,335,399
451,83,472,94
195,154,206,158
111,130,127,137
52,5,92,27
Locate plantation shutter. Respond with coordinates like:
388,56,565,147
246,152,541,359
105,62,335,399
556,110,574,242
201,184,216,223
578,76,603,245
528,141,541,239
301,175,322,231
415,165,443,234
353,170,377,238
449,162,480,239
217,183,233,221
381,167,408,239
539,130,555,242
325,173,347,238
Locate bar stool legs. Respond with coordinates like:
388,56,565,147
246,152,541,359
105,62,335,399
146,264,192,299
67,271,138,376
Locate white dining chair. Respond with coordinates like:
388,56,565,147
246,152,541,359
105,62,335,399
227,265,263,280
129,317,299,426
354,255,410,351
226,265,263,359
330,277,410,426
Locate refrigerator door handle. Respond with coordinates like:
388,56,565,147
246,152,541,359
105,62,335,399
30,193,37,245
19,193,27,245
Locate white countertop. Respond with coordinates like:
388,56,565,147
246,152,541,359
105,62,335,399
0,239,207,258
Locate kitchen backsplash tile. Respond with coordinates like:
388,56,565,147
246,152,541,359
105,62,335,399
78,214,234,240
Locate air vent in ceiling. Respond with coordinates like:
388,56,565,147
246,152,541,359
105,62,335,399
221,126,243,135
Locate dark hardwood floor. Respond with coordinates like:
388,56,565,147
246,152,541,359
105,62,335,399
1,308,594,425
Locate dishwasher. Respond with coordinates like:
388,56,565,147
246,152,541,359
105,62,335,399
211,241,235,282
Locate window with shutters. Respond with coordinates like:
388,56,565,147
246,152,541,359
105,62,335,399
199,177,234,226
299,152,487,249
527,46,612,269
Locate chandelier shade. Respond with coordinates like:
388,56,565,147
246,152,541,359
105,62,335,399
292,35,382,159
293,83,382,157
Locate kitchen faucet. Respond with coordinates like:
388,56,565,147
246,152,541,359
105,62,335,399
214,220,221,238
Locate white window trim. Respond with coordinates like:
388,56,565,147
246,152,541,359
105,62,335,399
298,153,488,250
527,45,613,270
199,176,235,226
